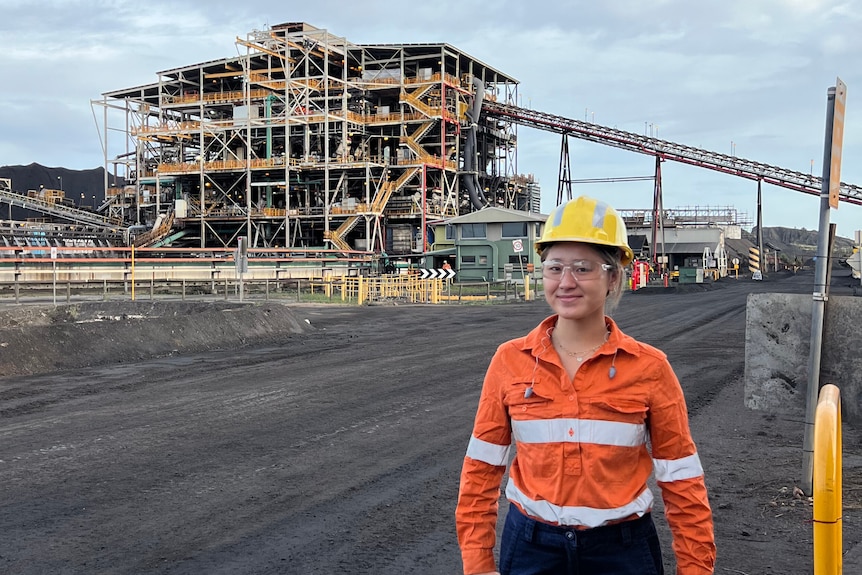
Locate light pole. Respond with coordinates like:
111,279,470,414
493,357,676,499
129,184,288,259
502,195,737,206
57,176,63,191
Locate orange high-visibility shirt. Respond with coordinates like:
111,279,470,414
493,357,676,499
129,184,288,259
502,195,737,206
456,315,715,575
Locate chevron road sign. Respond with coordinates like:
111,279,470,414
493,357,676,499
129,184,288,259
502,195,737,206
420,268,456,279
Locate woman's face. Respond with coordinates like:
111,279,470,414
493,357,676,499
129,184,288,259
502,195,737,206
542,242,615,322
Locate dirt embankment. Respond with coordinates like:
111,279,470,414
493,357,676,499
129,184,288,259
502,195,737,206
0,301,312,378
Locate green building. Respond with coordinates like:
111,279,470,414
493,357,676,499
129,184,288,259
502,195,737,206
430,206,546,282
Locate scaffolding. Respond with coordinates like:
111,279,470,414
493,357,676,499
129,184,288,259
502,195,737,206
92,22,537,252
618,205,753,229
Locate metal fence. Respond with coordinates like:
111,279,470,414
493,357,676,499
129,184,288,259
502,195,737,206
0,276,538,306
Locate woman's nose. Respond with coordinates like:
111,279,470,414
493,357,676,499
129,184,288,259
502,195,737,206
559,266,580,285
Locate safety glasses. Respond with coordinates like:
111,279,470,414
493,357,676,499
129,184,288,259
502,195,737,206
541,259,612,281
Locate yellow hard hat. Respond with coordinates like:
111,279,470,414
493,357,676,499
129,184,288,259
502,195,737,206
536,196,634,265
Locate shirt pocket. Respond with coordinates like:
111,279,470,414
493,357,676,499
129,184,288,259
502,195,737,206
586,397,648,426
505,383,559,479
504,382,554,419
583,397,649,485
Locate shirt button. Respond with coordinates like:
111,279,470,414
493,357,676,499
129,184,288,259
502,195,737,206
568,395,574,401
565,531,575,540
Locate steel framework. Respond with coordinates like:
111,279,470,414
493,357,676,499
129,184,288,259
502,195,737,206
91,23,535,252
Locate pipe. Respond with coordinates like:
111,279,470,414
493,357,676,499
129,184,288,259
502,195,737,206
462,77,489,210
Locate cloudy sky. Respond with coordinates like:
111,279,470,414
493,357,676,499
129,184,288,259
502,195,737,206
3,0,862,237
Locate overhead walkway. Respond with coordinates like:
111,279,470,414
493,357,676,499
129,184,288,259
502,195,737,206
482,100,862,205
0,188,125,231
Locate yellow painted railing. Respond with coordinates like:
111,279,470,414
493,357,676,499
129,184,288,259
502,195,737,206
325,274,444,305
814,383,842,574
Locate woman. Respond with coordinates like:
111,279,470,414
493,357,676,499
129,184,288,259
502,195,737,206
455,196,715,574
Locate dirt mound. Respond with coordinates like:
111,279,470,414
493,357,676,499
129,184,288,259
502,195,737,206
0,301,313,378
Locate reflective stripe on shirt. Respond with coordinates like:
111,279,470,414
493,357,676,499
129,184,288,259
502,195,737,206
511,418,646,447
466,435,512,467
506,479,654,528
653,452,704,482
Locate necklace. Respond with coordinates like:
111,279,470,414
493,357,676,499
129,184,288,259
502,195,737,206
554,329,609,362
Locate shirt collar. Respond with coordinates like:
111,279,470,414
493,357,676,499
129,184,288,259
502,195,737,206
518,315,641,359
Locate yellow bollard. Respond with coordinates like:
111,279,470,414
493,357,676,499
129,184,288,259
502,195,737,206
813,383,842,574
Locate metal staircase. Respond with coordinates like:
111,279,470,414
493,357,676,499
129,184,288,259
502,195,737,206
400,87,438,118
325,167,421,251
326,216,361,251
371,168,420,213
400,121,436,158
132,211,176,247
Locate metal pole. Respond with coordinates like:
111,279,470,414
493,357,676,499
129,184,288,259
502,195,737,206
802,85,837,495
757,180,764,278
131,245,136,301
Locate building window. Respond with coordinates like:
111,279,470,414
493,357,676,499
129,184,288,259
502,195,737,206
462,255,477,264
445,224,455,240
460,223,486,239
502,222,527,238
508,255,528,264
479,255,488,264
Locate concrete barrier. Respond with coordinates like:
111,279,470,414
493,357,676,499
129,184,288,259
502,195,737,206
745,293,862,427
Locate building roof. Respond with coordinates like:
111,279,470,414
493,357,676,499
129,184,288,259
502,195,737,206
445,206,546,225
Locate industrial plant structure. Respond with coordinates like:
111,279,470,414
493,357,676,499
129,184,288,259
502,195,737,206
94,22,540,253
4,20,858,285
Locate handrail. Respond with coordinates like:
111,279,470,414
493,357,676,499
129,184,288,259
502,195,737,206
0,245,374,261
133,212,176,248
371,167,420,213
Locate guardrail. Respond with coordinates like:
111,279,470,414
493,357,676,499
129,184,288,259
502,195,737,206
0,278,327,305
0,246,541,305
0,277,538,306
0,246,375,284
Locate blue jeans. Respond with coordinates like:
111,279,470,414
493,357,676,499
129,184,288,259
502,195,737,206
499,505,664,575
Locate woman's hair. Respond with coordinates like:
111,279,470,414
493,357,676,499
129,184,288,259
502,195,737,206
540,242,626,312
593,244,626,312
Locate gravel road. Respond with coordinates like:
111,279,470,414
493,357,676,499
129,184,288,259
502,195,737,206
1,271,860,574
